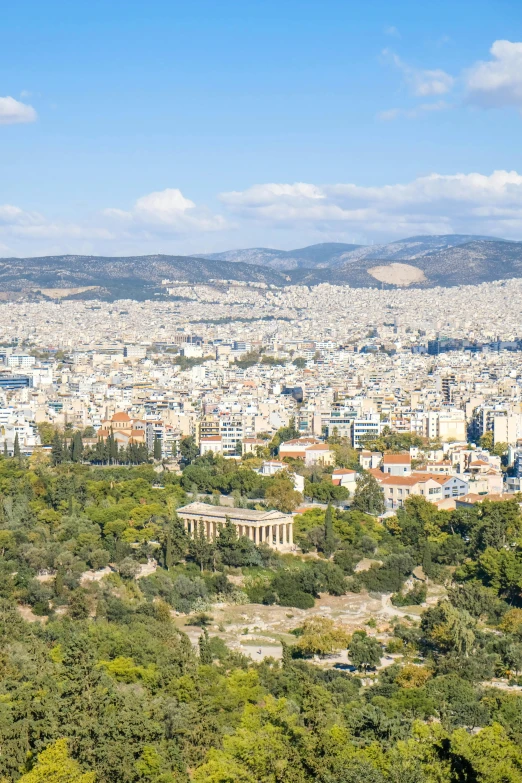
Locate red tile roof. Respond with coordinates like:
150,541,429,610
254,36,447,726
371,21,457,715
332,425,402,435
383,453,411,464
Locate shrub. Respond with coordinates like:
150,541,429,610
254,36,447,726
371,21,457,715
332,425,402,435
391,582,427,606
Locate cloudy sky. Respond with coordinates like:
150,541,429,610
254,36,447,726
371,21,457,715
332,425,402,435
2,0,522,256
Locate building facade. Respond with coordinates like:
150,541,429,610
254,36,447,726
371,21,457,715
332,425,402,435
177,502,294,550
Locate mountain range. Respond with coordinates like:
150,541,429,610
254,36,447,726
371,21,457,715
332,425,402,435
200,242,362,270
201,234,498,270
1,234,522,299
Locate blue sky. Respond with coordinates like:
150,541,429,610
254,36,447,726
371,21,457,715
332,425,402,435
1,0,522,256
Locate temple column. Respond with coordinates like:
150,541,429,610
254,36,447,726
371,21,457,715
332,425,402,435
288,522,293,547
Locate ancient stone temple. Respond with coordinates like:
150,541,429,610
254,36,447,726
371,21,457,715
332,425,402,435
176,502,294,550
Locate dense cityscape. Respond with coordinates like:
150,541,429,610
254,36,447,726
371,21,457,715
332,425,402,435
3,275,522,781
5,0,522,780
5,278,522,488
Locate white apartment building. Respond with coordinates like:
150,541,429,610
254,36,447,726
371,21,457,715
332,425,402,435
8,355,36,369
353,414,381,448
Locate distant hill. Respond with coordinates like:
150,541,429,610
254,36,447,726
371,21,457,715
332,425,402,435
2,235,522,299
0,254,289,300
200,242,362,270
289,238,522,288
325,234,502,266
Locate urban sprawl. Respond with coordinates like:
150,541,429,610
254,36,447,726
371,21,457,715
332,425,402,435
4,277,522,524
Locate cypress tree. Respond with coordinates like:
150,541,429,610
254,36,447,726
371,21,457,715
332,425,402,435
422,542,432,582
71,431,83,463
164,530,173,570
153,436,162,461
55,567,64,597
281,640,293,670
198,629,213,665
171,517,188,563
51,432,63,466
13,433,20,460
323,503,336,557
3,441,7,458
107,431,118,464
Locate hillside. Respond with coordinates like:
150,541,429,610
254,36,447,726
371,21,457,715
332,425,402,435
0,254,290,300
200,242,362,269
328,234,503,266
1,236,522,298
290,238,522,288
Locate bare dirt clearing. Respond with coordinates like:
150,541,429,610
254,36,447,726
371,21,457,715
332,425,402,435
178,583,446,662
368,263,427,286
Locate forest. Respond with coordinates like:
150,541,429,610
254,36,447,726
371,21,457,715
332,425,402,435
2,447,522,782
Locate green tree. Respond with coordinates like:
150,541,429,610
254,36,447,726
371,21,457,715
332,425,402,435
164,529,173,569
54,567,64,597
13,433,20,460
199,628,213,665
71,431,84,463
492,441,508,457
37,421,59,446
265,475,302,513
153,436,162,461
51,432,64,466
17,739,95,783
269,419,300,455
281,640,293,669
352,471,385,516
189,520,216,571
180,435,199,464
479,430,494,451
323,503,336,557
349,633,382,672
295,616,350,657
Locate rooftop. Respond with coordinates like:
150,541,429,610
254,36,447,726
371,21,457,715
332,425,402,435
177,502,292,524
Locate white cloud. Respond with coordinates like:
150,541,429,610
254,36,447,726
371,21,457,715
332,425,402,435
0,204,43,226
104,187,227,234
413,69,454,97
384,50,454,97
0,203,113,247
384,26,400,38
219,171,522,240
378,100,450,121
5,172,522,257
0,188,226,256
0,96,37,125
465,40,522,108
222,182,324,208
